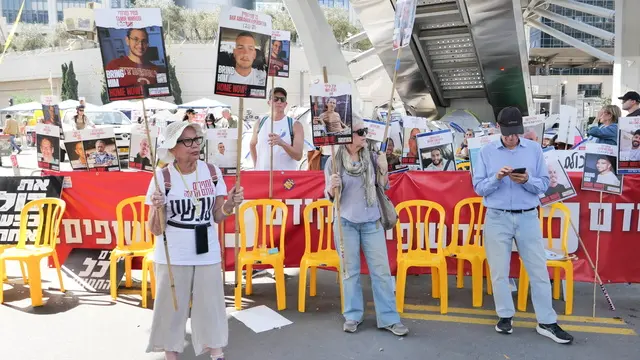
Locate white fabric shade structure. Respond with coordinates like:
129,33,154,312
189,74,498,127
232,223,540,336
57,99,101,110
1,101,43,112
101,100,136,111
177,98,230,109
130,98,177,111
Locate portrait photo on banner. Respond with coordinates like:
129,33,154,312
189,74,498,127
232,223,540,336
392,0,417,50
214,7,272,98
617,116,640,174
581,143,623,195
206,128,238,175
401,115,428,168
539,148,577,206
309,82,353,146
63,131,88,171
268,30,290,78
522,114,545,145
41,104,62,127
129,124,157,171
416,129,456,171
80,128,121,172
35,123,61,171
95,8,171,101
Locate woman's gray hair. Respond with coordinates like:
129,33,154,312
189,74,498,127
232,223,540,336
351,114,364,129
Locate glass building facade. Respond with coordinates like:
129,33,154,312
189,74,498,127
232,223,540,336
1,0,101,24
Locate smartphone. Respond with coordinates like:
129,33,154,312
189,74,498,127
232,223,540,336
511,167,526,174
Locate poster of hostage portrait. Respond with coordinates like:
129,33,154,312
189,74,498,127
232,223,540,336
268,30,291,78
41,104,61,127
416,129,456,171
522,114,545,145
581,143,623,195
539,148,576,206
35,123,61,171
401,115,429,168
392,0,417,51
80,128,121,172
214,7,272,98
310,83,353,146
385,119,405,172
617,116,640,174
129,125,158,171
206,128,238,175
95,8,171,101
64,131,88,171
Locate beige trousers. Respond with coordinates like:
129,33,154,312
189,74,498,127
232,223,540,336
146,263,228,356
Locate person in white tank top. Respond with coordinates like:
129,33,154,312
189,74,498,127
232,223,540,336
250,87,305,170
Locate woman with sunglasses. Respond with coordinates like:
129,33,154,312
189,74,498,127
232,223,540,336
324,117,409,337
146,121,244,360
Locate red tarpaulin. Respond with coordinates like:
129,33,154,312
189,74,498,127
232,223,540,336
48,170,640,283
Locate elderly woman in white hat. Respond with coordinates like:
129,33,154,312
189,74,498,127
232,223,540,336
146,121,243,360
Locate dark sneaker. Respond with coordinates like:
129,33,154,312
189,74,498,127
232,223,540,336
343,319,362,333
385,323,409,336
537,323,574,344
495,317,513,334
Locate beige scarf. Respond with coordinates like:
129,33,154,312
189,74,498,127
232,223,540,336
336,145,377,207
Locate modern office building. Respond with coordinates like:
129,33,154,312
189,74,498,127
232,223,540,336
1,0,99,24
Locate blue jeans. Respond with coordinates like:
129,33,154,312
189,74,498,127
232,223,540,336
484,209,557,324
334,218,400,328
320,155,330,171
9,135,20,151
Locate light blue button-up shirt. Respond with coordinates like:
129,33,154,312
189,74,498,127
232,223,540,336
472,137,550,210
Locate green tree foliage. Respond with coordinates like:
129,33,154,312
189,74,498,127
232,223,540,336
135,0,219,42
322,7,372,51
101,79,110,105
167,55,183,105
10,94,35,104
11,24,49,52
60,63,69,101
60,61,79,101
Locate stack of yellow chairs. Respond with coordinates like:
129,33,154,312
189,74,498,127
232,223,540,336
517,202,574,315
395,200,449,314
447,197,492,307
110,195,156,308
0,198,66,307
298,199,344,313
235,199,288,310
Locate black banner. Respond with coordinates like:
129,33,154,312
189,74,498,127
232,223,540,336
0,176,64,245
62,249,126,293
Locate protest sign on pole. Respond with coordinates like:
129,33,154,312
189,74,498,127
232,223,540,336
416,129,456,171
214,7,272,98
581,143,623,195
401,115,428,168
310,83,353,147
129,124,158,171
268,30,291,78
95,8,171,101
617,116,640,174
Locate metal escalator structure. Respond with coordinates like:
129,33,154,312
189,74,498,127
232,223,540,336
350,0,533,121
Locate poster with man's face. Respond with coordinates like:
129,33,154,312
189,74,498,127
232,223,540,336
581,143,623,195
522,114,545,145
617,116,640,174
401,115,428,169
214,7,272,98
416,129,456,171
80,128,121,172
392,0,417,51
129,124,158,171
309,83,353,147
95,8,171,101
206,128,238,175
64,131,88,171
41,104,62,128
268,30,290,78
35,123,61,171
539,148,577,206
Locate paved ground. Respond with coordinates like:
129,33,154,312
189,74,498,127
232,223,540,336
1,260,639,360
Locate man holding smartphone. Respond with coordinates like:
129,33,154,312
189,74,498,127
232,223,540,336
472,107,573,344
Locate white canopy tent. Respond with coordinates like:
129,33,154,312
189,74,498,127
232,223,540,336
177,98,230,109
130,98,177,111
1,102,43,112
101,100,135,111
57,99,101,110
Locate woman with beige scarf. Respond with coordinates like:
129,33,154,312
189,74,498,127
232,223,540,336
324,117,408,337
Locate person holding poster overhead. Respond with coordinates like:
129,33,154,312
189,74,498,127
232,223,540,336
268,30,290,77
146,121,244,360
250,87,304,170
472,107,573,344
324,117,408,336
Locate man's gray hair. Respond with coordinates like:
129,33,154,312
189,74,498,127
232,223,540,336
95,140,106,147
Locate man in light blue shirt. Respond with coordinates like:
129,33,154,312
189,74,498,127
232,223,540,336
473,107,573,344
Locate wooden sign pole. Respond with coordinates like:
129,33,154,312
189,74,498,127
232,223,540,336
234,98,244,300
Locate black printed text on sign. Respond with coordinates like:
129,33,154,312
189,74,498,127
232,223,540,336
62,249,126,293
95,8,172,101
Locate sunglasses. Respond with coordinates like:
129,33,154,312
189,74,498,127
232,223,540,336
354,128,368,137
272,96,287,103
177,136,204,147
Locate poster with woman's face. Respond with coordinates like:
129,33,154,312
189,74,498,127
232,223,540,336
35,123,61,171
539,148,577,206
41,104,61,128
64,131,88,171
581,143,623,195
309,83,353,147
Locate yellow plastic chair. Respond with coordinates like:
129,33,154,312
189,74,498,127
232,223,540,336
517,203,574,315
0,246,26,284
110,196,156,308
235,199,288,311
0,198,66,307
446,197,492,307
298,200,344,313
395,200,448,314
456,161,471,170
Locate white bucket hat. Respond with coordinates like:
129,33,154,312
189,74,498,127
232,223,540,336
156,121,205,163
